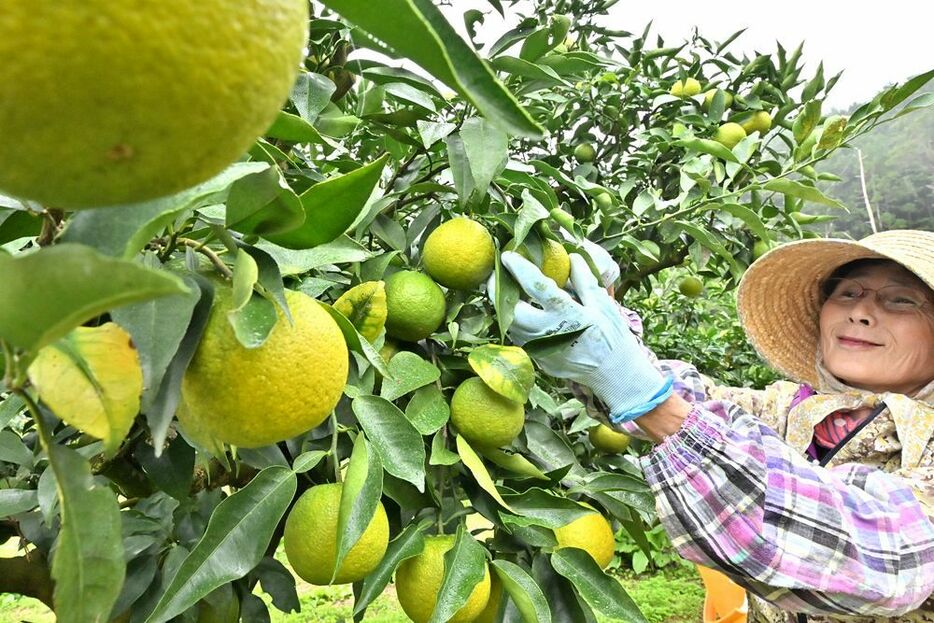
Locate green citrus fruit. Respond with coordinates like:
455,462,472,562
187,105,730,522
180,288,348,448
0,1,308,209
384,271,446,342
422,218,495,290
588,425,631,453
284,483,389,585
573,143,597,163
395,535,491,623
741,110,772,135
451,377,525,448
473,572,503,623
702,89,733,110
333,281,387,342
670,78,702,97
713,122,747,149
594,192,614,212
554,510,616,569
541,239,571,288
752,239,771,260
678,276,704,298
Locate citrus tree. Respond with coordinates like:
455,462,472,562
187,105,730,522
1,1,931,622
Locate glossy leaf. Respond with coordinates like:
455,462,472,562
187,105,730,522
675,138,739,163
290,72,337,123
491,559,552,623
456,435,513,511
0,489,38,518
551,549,647,622
460,117,509,199
291,450,328,474
226,166,304,237
379,351,441,401
258,236,374,276
478,447,549,480
501,488,592,529
318,301,390,378
334,433,384,580
763,178,846,209
430,526,489,623
144,466,297,623
468,344,534,403
404,385,450,435
351,396,426,491
354,519,429,615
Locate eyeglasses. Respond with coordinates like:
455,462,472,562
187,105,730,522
824,278,931,314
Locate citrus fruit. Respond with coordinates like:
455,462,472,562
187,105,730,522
594,192,614,212
451,377,525,448
333,281,387,342
573,143,597,163
0,1,308,209
752,239,771,259
395,535,491,623
180,287,348,448
678,276,704,298
702,89,733,110
422,218,495,290
741,111,772,135
541,239,571,288
283,483,389,585
670,78,702,97
473,571,503,623
554,510,616,569
384,271,446,342
588,424,631,453
713,122,747,149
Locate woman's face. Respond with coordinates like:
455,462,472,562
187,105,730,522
819,262,934,395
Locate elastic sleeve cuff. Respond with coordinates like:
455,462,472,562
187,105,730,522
640,404,727,483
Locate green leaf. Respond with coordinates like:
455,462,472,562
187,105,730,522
416,120,458,149
379,351,441,401
763,178,846,209
264,155,389,250
551,549,648,622
0,245,188,355
135,435,195,501
226,166,304,238
291,450,328,474
265,111,325,144
290,72,336,123
253,557,300,615
493,253,521,341
0,430,34,467
62,162,268,258
351,395,426,492
817,115,847,150
514,190,551,248
460,117,509,198
430,525,489,623
477,447,549,480
317,301,390,378
492,56,567,85
0,209,41,246
47,442,124,623
0,489,38,518
792,100,822,144
258,236,373,276
334,433,384,581
675,138,739,163
711,203,769,242
144,466,297,623
532,554,597,623
468,344,534,403
354,520,430,615
673,221,743,281
445,133,476,207
882,68,934,111
456,435,513,511
404,385,450,435
500,489,592,528
429,431,461,466
523,326,589,361
319,0,542,138
491,559,552,623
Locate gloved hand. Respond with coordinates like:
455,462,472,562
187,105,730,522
497,251,673,423
559,230,620,288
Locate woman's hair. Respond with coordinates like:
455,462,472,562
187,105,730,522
820,258,933,302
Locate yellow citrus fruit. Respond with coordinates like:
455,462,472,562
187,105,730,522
573,143,597,163
713,122,747,149
741,111,772,135
0,1,308,209
395,535,491,623
541,239,571,288
422,218,495,290
678,276,704,298
333,281,387,342
451,377,525,448
180,288,348,448
283,483,389,585
670,78,702,97
702,89,733,110
554,510,616,569
384,271,446,342
588,425,631,453
472,571,503,623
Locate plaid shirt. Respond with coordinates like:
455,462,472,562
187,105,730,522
572,305,934,621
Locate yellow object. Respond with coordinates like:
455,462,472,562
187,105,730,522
741,111,772,135
588,424,631,453
671,78,702,97
384,271,446,341
472,571,503,623
333,281,387,342
395,535,491,623
451,377,525,448
713,123,747,149
697,565,748,623
423,218,495,290
703,89,733,110
0,1,308,208
284,483,389,585
180,288,348,448
541,239,571,288
553,510,616,569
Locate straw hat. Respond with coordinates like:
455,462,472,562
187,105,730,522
736,230,934,387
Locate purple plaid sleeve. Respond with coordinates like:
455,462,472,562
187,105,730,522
642,402,934,617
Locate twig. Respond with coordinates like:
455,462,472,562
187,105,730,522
857,148,878,233
178,238,233,279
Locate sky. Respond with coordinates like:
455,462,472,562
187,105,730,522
436,0,934,110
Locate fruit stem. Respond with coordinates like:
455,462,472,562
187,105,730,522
178,238,233,280
330,411,341,483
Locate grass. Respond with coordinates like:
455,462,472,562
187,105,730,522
0,562,704,623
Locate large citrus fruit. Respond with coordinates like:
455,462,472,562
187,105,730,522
451,377,525,448
554,510,616,569
573,143,597,163
670,78,702,97
384,271,446,342
0,1,307,208
333,281,387,342
422,218,495,290
541,239,572,288
678,276,704,298
588,424,631,453
713,123,747,149
741,111,773,135
180,288,348,448
284,483,389,585
395,535,491,623
473,572,503,623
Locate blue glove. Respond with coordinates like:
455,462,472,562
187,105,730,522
559,230,620,288
498,251,673,423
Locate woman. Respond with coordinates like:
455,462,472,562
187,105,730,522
497,230,934,622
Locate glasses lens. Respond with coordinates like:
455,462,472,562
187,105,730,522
828,278,863,300
879,286,926,312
